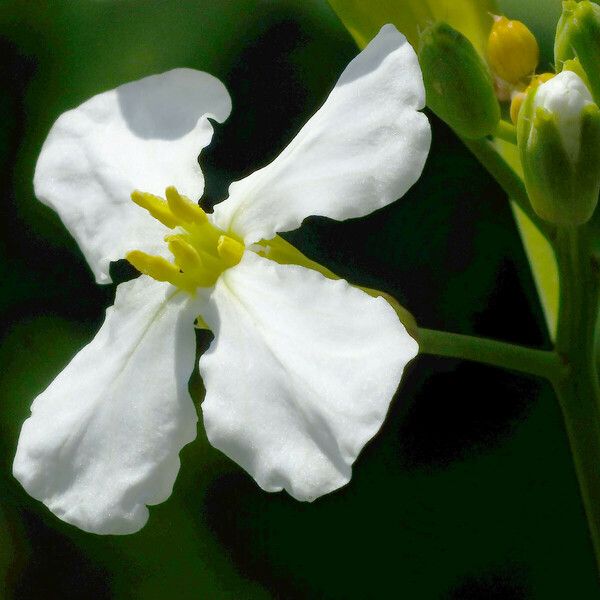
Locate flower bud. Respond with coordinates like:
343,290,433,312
555,1,600,103
418,22,500,139
517,70,600,225
487,16,539,84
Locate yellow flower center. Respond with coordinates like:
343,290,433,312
124,186,415,330
125,186,245,293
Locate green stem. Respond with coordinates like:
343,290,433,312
460,136,554,242
494,120,518,145
553,225,600,575
418,327,565,381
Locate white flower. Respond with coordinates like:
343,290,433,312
13,25,430,534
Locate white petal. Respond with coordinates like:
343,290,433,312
13,276,201,534
212,24,431,244
533,71,593,162
34,69,232,283
199,252,418,501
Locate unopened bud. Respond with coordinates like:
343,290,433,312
518,71,600,225
488,16,539,84
555,1,600,104
418,22,500,139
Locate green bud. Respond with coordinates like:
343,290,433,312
518,70,600,226
555,1,600,104
418,21,500,139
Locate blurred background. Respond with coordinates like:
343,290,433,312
1,0,597,597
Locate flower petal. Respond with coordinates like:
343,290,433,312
199,252,418,501
13,276,201,534
212,24,431,244
34,68,232,283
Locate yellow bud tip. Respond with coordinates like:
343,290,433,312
487,16,539,84
125,250,181,284
510,92,526,124
130,190,179,229
165,186,207,224
216,235,245,267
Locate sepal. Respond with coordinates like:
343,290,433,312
562,57,591,89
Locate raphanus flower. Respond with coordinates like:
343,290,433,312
13,25,431,534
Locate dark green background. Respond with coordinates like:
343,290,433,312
1,0,596,598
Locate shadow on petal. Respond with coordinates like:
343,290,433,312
116,69,230,140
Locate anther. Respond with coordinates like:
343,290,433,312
165,186,207,224
131,191,179,228
217,235,245,267
125,250,182,286
166,236,203,273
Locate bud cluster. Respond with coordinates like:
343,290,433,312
416,1,600,227
517,1,600,226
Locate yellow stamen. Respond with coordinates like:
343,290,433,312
165,186,208,224
127,186,247,293
487,15,539,84
131,191,179,228
125,250,182,286
166,235,203,273
217,235,245,267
